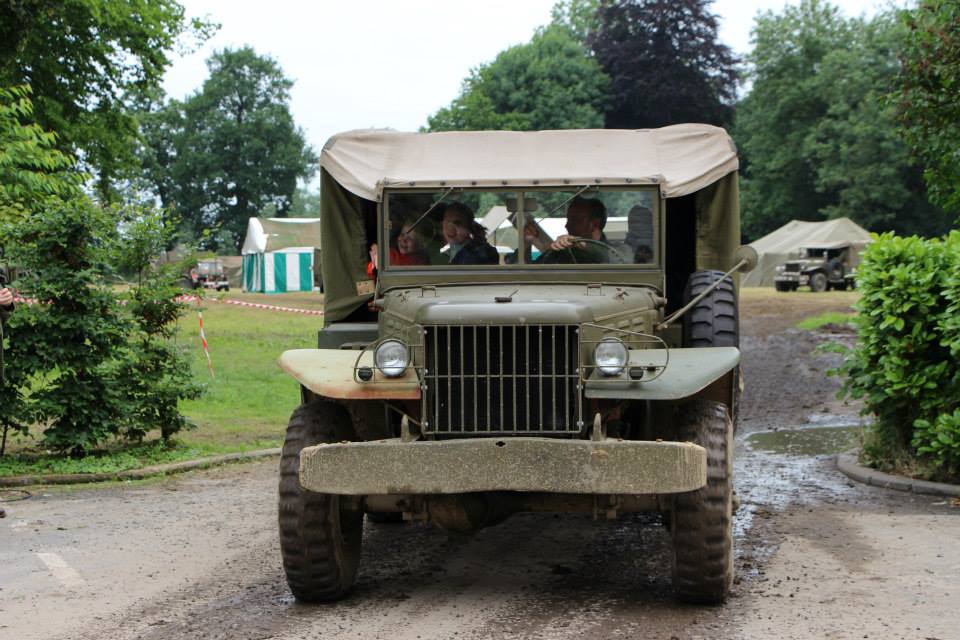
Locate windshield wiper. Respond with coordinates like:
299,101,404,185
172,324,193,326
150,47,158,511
406,186,456,233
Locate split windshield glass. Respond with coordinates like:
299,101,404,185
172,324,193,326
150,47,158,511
383,187,658,268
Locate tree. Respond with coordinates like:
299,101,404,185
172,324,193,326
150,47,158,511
805,16,948,236
895,0,960,216
141,47,318,251
426,24,610,132
551,0,600,43
735,1,949,240
0,85,83,225
588,0,739,129
0,0,214,201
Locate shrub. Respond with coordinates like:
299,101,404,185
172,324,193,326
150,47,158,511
1,200,201,455
837,231,960,481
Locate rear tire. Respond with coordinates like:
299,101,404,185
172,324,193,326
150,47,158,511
671,399,734,604
279,401,364,602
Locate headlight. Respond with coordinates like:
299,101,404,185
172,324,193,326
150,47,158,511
374,339,409,377
594,338,628,376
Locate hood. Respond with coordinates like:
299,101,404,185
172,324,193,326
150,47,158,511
380,283,662,326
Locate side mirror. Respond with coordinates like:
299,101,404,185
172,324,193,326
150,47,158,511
734,245,759,273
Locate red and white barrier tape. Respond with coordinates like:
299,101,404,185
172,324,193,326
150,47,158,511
175,295,324,316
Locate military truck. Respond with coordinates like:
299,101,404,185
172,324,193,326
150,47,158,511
277,126,756,604
774,242,863,292
188,259,230,292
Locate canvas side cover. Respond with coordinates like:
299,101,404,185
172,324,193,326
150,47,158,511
320,168,374,323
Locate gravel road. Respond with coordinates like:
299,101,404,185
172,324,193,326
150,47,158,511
2,292,958,640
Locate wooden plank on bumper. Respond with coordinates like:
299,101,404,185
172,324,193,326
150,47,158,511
299,437,706,495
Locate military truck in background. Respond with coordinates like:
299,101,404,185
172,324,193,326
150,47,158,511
276,126,756,605
773,241,863,292
187,259,230,292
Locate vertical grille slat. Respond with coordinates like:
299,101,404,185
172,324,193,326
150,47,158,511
423,324,580,436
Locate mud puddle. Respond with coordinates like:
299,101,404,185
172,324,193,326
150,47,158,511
745,424,860,457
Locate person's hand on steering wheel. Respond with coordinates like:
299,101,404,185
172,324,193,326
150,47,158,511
550,234,585,251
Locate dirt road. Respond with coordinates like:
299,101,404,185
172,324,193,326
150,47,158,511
2,291,958,640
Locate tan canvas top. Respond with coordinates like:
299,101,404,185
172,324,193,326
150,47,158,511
320,124,738,201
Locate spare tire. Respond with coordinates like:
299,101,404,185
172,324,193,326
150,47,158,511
681,270,739,348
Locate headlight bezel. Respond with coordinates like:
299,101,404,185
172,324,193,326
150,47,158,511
594,337,628,376
374,339,410,377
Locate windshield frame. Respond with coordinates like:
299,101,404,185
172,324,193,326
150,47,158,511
379,185,662,272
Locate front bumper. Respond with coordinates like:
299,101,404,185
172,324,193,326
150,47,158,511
775,273,808,284
300,437,706,496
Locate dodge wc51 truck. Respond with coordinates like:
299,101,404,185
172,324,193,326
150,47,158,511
277,126,756,604
774,242,863,292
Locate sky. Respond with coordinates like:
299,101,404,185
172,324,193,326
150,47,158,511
162,0,888,162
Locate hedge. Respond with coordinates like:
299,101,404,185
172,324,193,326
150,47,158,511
837,231,960,481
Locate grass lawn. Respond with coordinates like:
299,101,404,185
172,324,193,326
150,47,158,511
0,292,325,477
176,291,323,449
795,311,857,330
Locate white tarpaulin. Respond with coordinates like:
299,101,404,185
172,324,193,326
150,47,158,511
742,217,873,287
320,125,738,201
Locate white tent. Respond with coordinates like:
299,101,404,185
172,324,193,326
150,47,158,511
742,217,872,287
241,218,322,293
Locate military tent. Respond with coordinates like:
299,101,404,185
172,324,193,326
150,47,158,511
742,217,872,287
241,217,322,293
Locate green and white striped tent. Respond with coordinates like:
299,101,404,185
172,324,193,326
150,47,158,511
241,217,322,293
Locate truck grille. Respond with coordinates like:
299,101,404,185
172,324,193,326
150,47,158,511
784,262,801,272
423,325,582,436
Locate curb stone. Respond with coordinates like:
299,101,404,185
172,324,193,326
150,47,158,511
0,448,282,488
837,452,960,498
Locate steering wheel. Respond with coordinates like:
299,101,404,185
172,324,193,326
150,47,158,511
536,237,629,265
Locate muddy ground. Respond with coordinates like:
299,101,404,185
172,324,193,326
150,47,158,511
2,291,958,640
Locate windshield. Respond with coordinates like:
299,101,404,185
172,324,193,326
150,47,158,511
383,188,658,268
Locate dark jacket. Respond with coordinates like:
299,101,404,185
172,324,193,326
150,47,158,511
450,238,499,266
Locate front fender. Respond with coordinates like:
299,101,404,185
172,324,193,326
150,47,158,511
584,347,739,401
278,349,421,400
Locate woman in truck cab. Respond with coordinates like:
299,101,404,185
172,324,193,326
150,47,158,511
441,202,498,265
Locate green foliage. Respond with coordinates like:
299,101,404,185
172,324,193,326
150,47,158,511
426,24,610,132
3,198,129,454
1,199,201,455
0,0,216,200
140,46,318,251
0,85,83,224
913,411,960,478
111,206,202,442
588,0,740,129
836,232,960,481
895,0,960,216
551,0,600,42
735,2,950,240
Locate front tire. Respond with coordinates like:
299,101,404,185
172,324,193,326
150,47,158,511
809,272,827,292
279,401,364,602
671,399,734,604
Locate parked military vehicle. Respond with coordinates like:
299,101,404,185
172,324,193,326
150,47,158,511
187,259,230,292
774,241,863,292
277,126,756,604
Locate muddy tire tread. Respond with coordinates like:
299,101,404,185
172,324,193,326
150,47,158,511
671,399,734,604
278,401,362,602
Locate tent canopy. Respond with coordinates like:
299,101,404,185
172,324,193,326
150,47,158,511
320,124,738,201
742,217,872,287
242,217,322,255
